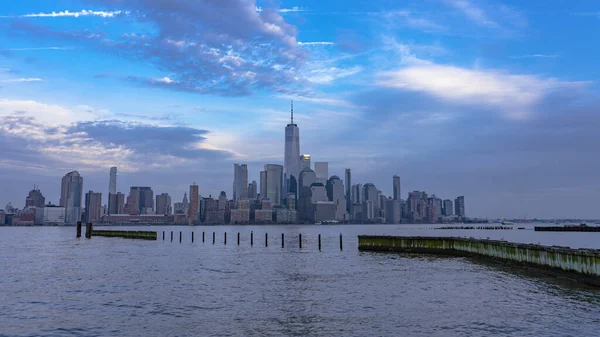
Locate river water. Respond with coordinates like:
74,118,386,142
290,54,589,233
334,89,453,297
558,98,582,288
1,224,599,337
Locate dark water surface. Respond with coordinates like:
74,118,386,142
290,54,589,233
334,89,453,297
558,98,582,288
1,224,600,337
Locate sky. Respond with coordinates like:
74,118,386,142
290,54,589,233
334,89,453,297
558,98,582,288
0,0,599,219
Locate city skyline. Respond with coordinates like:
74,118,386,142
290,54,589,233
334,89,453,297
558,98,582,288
1,1,600,219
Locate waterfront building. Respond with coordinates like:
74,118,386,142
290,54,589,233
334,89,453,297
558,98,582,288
0,210,5,225
298,168,317,221
108,192,124,214
100,214,174,224
284,101,301,195
326,176,347,221
344,168,352,214
455,196,466,217
34,205,65,225
188,184,199,224
275,208,297,223
83,191,102,223
428,195,443,222
25,187,45,208
313,201,336,223
124,187,153,215
233,164,248,202
314,162,328,184
254,198,273,223
60,171,84,224
155,193,172,216
385,198,402,223
443,199,454,216
263,164,284,206
362,200,374,221
362,183,380,219
352,203,363,222
174,193,189,215
393,175,401,200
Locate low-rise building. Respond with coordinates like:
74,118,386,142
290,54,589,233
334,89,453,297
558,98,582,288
313,201,336,223
254,209,273,223
100,214,174,224
230,209,250,224
34,205,66,225
275,208,297,223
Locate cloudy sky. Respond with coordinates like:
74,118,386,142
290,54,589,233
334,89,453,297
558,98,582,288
1,0,599,219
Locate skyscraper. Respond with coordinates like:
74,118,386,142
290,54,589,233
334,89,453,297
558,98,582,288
393,175,401,200
362,183,380,220
25,187,45,208
247,180,258,199
344,168,351,214
300,154,311,171
233,164,248,202
298,168,317,220
108,192,124,214
326,176,346,221
109,167,117,195
60,171,83,224
84,190,102,223
156,193,172,215
443,199,453,216
455,196,465,217
314,162,328,183
264,164,283,206
284,101,300,194
188,184,199,224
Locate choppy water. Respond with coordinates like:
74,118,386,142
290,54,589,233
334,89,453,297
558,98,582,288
1,224,599,337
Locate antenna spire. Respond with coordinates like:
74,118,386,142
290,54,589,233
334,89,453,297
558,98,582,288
290,100,294,124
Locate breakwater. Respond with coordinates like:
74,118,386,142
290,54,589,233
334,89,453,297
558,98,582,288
92,230,157,240
358,236,600,284
535,226,600,232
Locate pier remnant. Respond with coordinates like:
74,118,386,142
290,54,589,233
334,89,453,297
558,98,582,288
91,230,157,240
85,222,92,239
76,221,82,238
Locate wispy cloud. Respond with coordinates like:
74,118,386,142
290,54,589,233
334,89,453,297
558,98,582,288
6,47,74,51
444,0,498,28
1,10,129,18
384,10,446,32
1,78,42,82
298,41,334,46
255,6,308,13
511,54,559,59
306,66,362,84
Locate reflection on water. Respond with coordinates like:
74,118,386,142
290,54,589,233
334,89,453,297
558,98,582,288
0,225,599,337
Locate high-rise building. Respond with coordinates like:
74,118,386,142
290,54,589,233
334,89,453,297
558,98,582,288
362,183,380,220
188,184,199,224
259,171,267,199
25,187,45,208
385,197,401,224
108,192,125,214
109,167,117,195
263,164,284,206
344,168,351,214
124,187,153,215
326,176,346,221
247,180,258,199
300,154,311,171
233,164,248,202
60,171,84,224
443,199,453,216
352,184,363,204
284,101,300,194
393,175,401,200
156,193,172,215
455,196,465,217
83,190,102,223
314,162,328,183
298,168,317,220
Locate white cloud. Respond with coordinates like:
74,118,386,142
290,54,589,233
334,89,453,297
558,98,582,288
277,94,359,109
511,54,559,59
298,41,334,46
444,0,498,28
255,6,307,13
306,66,362,84
9,9,129,18
1,78,43,82
155,77,175,84
376,64,582,120
0,99,103,124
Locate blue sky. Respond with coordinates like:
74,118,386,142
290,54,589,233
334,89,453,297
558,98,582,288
1,0,599,218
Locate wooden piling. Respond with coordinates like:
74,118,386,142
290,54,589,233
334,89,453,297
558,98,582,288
212,232,215,244
251,231,254,246
265,233,268,247
340,233,343,251
76,221,82,238
179,231,182,243
224,232,227,245
282,233,284,248
171,231,173,242
192,232,194,242
299,233,302,249
202,231,205,243
237,232,240,245
85,222,92,239
318,234,321,251
162,231,165,240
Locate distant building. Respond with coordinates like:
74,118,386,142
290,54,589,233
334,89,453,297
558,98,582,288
156,193,172,215
344,168,352,214
108,192,125,215
313,201,336,223
314,162,328,183
275,208,297,223
174,193,189,215
124,186,153,215
393,175,401,200
101,214,174,224
300,154,311,171
248,180,258,199
254,198,273,223
84,191,102,223
188,184,199,224
233,164,248,202
455,196,466,217
263,164,283,206
0,210,5,225
362,183,379,220
326,176,347,221
443,199,453,216
109,167,117,195
60,171,83,224
298,168,317,221
284,101,301,197
25,187,46,208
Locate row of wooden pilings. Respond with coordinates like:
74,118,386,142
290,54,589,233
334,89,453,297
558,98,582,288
162,230,343,251
76,221,92,239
